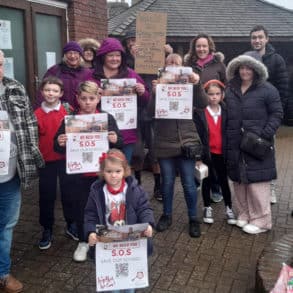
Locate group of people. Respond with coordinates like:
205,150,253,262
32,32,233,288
0,24,288,293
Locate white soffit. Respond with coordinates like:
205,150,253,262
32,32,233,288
27,0,68,9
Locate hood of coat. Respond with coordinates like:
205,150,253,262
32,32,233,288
226,55,268,83
78,38,100,52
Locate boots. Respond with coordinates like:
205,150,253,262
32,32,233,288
0,274,23,293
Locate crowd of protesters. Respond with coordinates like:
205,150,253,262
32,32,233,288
0,24,287,293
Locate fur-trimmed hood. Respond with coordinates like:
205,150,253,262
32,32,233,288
226,55,268,83
78,38,100,52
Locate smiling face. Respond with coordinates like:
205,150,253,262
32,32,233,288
83,49,94,62
239,65,254,83
250,30,269,53
104,51,122,71
103,160,125,189
41,83,63,108
77,91,100,114
64,50,81,68
195,37,210,60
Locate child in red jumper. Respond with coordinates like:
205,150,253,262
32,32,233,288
35,76,75,250
54,81,123,262
201,79,236,225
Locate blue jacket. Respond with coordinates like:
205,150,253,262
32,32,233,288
84,176,155,254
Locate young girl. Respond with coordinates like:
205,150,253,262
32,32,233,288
35,76,75,250
54,81,123,262
201,79,236,224
84,149,154,293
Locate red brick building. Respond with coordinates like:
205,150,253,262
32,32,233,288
0,0,107,98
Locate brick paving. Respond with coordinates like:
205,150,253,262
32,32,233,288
9,126,293,293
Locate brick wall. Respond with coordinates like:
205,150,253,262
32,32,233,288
67,0,107,42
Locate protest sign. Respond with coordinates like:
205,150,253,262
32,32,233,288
101,78,137,130
0,111,10,175
65,113,108,174
135,11,167,74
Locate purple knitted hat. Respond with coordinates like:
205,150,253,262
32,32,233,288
96,38,125,57
63,41,83,55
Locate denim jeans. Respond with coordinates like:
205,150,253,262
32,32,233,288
159,156,197,218
122,143,135,164
0,175,21,278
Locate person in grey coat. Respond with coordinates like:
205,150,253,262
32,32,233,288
225,55,283,234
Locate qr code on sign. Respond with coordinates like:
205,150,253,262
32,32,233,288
115,263,129,278
115,112,124,122
169,101,179,111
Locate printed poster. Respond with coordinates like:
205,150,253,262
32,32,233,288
155,67,194,119
0,20,12,49
4,57,14,79
95,238,148,291
0,111,10,175
46,52,56,69
101,79,137,130
135,12,167,74
65,113,109,174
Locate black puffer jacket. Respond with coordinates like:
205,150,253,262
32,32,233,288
225,55,283,184
262,43,289,110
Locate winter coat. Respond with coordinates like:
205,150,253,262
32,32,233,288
225,55,283,184
262,43,289,110
35,62,92,109
187,53,227,84
92,38,150,145
84,176,155,255
148,83,208,159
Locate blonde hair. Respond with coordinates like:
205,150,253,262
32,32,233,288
99,149,131,178
77,81,99,95
165,53,183,66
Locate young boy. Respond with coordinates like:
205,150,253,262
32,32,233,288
54,81,123,262
35,76,77,250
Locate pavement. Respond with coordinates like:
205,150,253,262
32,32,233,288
9,126,293,293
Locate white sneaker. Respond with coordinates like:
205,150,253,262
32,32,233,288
226,207,237,225
270,189,277,204
236,219,248,228
73,242,89,262
242,224,268,234
203,207,214,224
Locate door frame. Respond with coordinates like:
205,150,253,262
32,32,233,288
0,0,67,99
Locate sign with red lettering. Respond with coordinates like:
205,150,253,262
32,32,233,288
95,238,148,291
101,79,137,130
65,113,109,174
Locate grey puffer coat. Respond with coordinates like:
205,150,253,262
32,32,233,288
225,55,283,183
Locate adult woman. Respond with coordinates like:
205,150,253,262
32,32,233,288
35,41,92,108
78,38,100,69
149,54,208,238
185,33,227,206
92,37,150,163
225,55,283,234
184,33,226,84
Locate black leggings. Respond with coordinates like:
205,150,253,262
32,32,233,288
202,153,232,208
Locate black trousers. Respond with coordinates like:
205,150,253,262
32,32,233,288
68,176,97,242
202,153,232,208
39,160,74,230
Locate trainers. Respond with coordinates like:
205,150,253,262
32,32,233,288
236,219,248,228
189,219,201,238
38,229,52,250
242,224,268,234
153,188,163,201
203,207,214,224
270,188,277,204
73,242,89,262
226,207,237,225
66,223,79,241
156,214,172,232
0,274,23,293
211,192,223,203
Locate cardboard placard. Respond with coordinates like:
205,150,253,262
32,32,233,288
135,12,167,74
